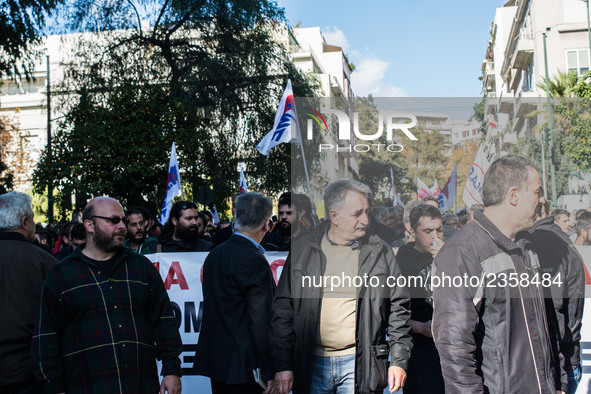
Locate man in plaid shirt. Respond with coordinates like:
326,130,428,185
32,197,183,394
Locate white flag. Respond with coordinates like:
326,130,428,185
462,145,494,208
257,79,300,156
160,142,182,224
212,205,220,226
239,165,248,193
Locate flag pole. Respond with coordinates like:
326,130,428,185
454,162,458,211
295,122,314,216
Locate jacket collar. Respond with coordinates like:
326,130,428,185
0,231,30,242
71,244,130,270
233,232,266,254
306,220,385,253
473,209,530,253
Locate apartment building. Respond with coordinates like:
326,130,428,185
482,0,591,146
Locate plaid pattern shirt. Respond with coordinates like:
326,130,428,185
32,247,182,394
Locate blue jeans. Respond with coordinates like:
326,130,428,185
310,353,355,394
567,363,582,394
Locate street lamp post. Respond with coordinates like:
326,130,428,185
586,0,591,55
542,30,558,207
46,55,53,224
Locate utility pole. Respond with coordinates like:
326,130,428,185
46,55,53,224
586,0,591,55
542,30,558,207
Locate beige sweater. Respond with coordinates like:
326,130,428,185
315,236,358,356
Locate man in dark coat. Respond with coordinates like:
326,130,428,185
272,180,411,394
195,192,276,394
396,204,445,394
151,200,213,252
531,213,585,394
0,192,57,393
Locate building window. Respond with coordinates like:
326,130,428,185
523,61,533,92
566,49,590,76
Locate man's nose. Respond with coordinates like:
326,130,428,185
360,212,369,225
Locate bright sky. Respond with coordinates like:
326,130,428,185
277,0,508,98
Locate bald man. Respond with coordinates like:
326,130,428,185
33,197,183,394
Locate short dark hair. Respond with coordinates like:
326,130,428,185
409,204,442,231
278,192,302,213
126,207,145,220
551,209,570,220
422,196,439,205
295,193,313,216
482,155,539,207
70,223,86,241
575,211,591,236
200,210,213,221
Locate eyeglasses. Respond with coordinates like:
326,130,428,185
91,215,128,225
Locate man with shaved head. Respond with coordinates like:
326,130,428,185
33,197,183,394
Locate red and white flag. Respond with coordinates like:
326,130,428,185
430,179,441,197
417,177,434,200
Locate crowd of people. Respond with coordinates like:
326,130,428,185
0,154,590,394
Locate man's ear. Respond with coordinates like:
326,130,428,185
507,186,519,206
83,219,94,234
297,210,304,222
329,209,339,226
21,215,32,232
172,217,178,227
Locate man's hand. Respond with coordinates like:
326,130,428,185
388,366,406,393
263,379,277,394
275,370,294,394
429,239,444,258
160,375,181,394
556,391,566,394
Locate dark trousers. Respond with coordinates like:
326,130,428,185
211,379,264,394
404,340,445,394
0,379,43,394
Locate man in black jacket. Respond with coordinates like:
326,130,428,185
432,155,566,394
0,192,58,393
531,213,585,394
195,192,276,394
396,204,444,394
261,192,308,251
151,201,213,252
272,179,411,394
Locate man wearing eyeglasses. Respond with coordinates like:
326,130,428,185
152,200,213,253
33,196,183,394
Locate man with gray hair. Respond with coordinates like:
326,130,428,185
195,192,276,394
0,192,57,393
272,179,411,394
433,155,566,393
